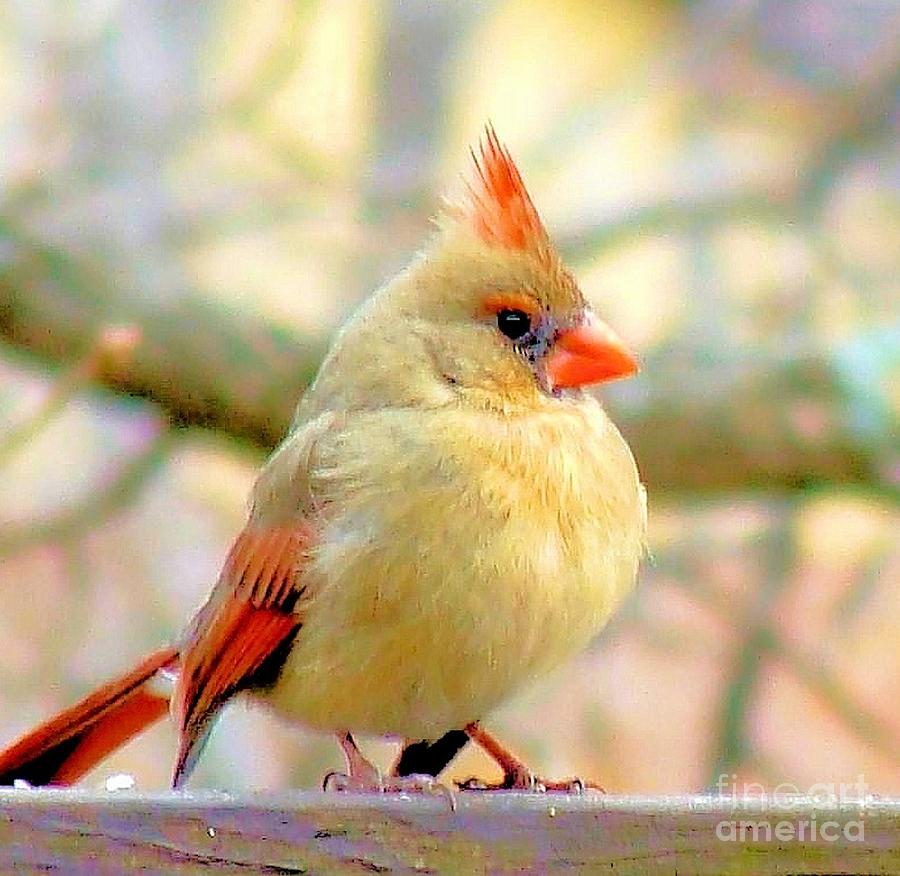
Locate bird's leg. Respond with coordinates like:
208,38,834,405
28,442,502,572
391,729,470,778
459,722,536,789
322,731,381,791
323,731,457,809
459,722,603,793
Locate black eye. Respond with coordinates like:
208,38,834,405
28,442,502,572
496,309,531,340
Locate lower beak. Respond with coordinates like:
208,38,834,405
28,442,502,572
546,313,638,390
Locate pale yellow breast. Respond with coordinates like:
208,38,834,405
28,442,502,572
264,398,646,739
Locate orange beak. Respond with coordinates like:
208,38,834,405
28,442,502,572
546,313,638,390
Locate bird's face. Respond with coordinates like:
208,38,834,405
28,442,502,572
387,125,636,410
480,287,637,396
399,238,637,408
306,129,637,416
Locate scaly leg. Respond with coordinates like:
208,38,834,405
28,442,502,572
459,722,603,793
322,731,381,790
323,731,457,808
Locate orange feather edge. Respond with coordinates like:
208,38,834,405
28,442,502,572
454,125,548,253
172,525,307,785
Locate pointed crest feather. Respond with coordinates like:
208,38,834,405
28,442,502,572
452,125,548,254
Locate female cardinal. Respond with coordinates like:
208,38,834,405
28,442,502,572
0,127,645,792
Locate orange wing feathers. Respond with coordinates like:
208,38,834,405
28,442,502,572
172,524,311,785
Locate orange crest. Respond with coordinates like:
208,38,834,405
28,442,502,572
455,126,548,253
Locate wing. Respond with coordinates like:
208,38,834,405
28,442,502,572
172,523,313,786
171,417,333,787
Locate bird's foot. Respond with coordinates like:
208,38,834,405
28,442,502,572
324,732,456,808
323,770,457,810
457,721,604,794
459,722,603,793
457,770,603,793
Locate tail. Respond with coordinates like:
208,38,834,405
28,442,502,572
0,647,179,786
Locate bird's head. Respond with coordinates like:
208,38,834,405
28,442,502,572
311,127,637,414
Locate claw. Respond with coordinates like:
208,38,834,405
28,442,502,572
322,770,366,793
460,723,603,794
540,776,604,794
390,773,458,811
457,773,603,794
323,769,457,811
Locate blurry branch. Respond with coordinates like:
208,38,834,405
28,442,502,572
771,630,900,767
0,325,140,468
0,430,172,557
560,195,792,261
3,791,898,874
674,530,900,781
705,515,795,783
218,2,313,118
217,3,333,184
797,62,900,213
0,216,886,493
717,624,900,774
560,60,900,261
0,319,171,558
0,218,324,448
618,347,885,492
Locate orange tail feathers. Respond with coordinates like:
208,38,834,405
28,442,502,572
0,646,179,787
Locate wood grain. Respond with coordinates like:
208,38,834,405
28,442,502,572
0,790,896,874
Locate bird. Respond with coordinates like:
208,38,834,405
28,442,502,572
0,126,646,793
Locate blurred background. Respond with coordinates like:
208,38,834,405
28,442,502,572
0,0,897,794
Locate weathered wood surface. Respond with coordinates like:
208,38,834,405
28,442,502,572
0,790,896,875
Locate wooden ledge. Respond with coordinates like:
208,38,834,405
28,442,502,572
0,789,897,874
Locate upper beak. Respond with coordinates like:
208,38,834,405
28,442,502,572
546,313,638,390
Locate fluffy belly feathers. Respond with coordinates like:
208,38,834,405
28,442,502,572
262,402,645,739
